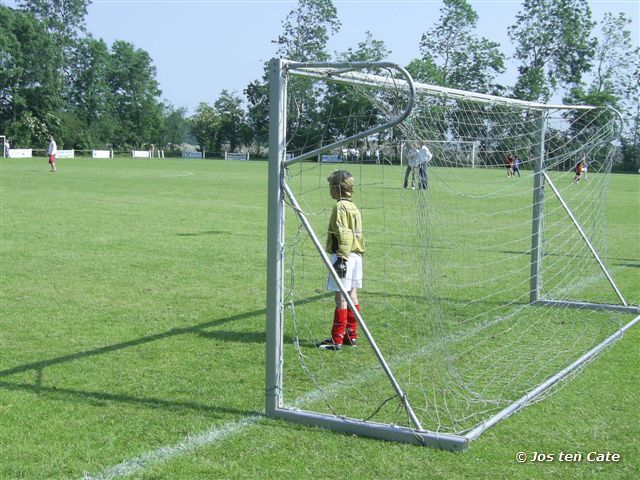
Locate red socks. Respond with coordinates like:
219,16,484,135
346,304,360,342
331,308,348,344
331,305,361,345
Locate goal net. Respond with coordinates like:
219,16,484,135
266,59,639,449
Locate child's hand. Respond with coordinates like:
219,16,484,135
333,258,347,278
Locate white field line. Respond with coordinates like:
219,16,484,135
82,267,631,479
158,170,193,178
82,416,261,480
81,379,335,479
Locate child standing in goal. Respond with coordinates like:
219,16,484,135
316,170,365,351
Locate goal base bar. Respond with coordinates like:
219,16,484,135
268,407,468,451
465,313,640,441
533,299,640,314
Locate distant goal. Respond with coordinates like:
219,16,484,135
403,139,479,168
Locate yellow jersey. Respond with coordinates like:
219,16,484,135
325,198,365,259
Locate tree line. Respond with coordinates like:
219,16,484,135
1,0,638,171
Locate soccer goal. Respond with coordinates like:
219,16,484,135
403,139,479,168
265,58,640,450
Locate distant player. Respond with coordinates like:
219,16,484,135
582,157,588,181
316,170,365,350
403,143,417,189
505,154,514,177
513,155,521,177
415,142,432,189
47,135,57,172
3,138,9,158
573,159,583,183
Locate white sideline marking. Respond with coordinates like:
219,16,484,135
158,171,193,178
82,416,261,480
82,382,334,480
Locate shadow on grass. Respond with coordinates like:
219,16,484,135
617,262,640,268
0,293,330,379
0,380,259,418
0,296,330,415
176,230,229,236
198,330,295,344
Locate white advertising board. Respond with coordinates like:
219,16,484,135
320,154,343,163
8,149,32,158
92,150,112,158
225,152,249,160
57,150,74,158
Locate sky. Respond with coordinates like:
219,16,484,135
4,0,640,113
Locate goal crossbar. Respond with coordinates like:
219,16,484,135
289,64,597,111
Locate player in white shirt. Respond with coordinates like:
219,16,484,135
415,143,432,190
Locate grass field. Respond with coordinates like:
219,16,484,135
1,156,638,479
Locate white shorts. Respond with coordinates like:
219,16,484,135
327,252,363,292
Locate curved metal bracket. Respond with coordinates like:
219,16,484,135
282,61,416,168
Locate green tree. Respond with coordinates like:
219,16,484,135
327,32,391,144
337,30,390,63
71,37,110,123
17,0,90,41
67,36,116,148
591,13,635,94
0,6,63,146
214,90,248,153
191,102,219,154
244,0,341,155
409,1,506,151
564,12,640,172
17,0,92,100
107,40,163,149
508,0,596,102
273,0,342,154
161,104,191,149
273,0,340,62
591,13,640,151
244,78,269,154
626,60,640,155
418,0,505,93
406,57,441,85
331,32,402,157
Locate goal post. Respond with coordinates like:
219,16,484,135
266,58,639,450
